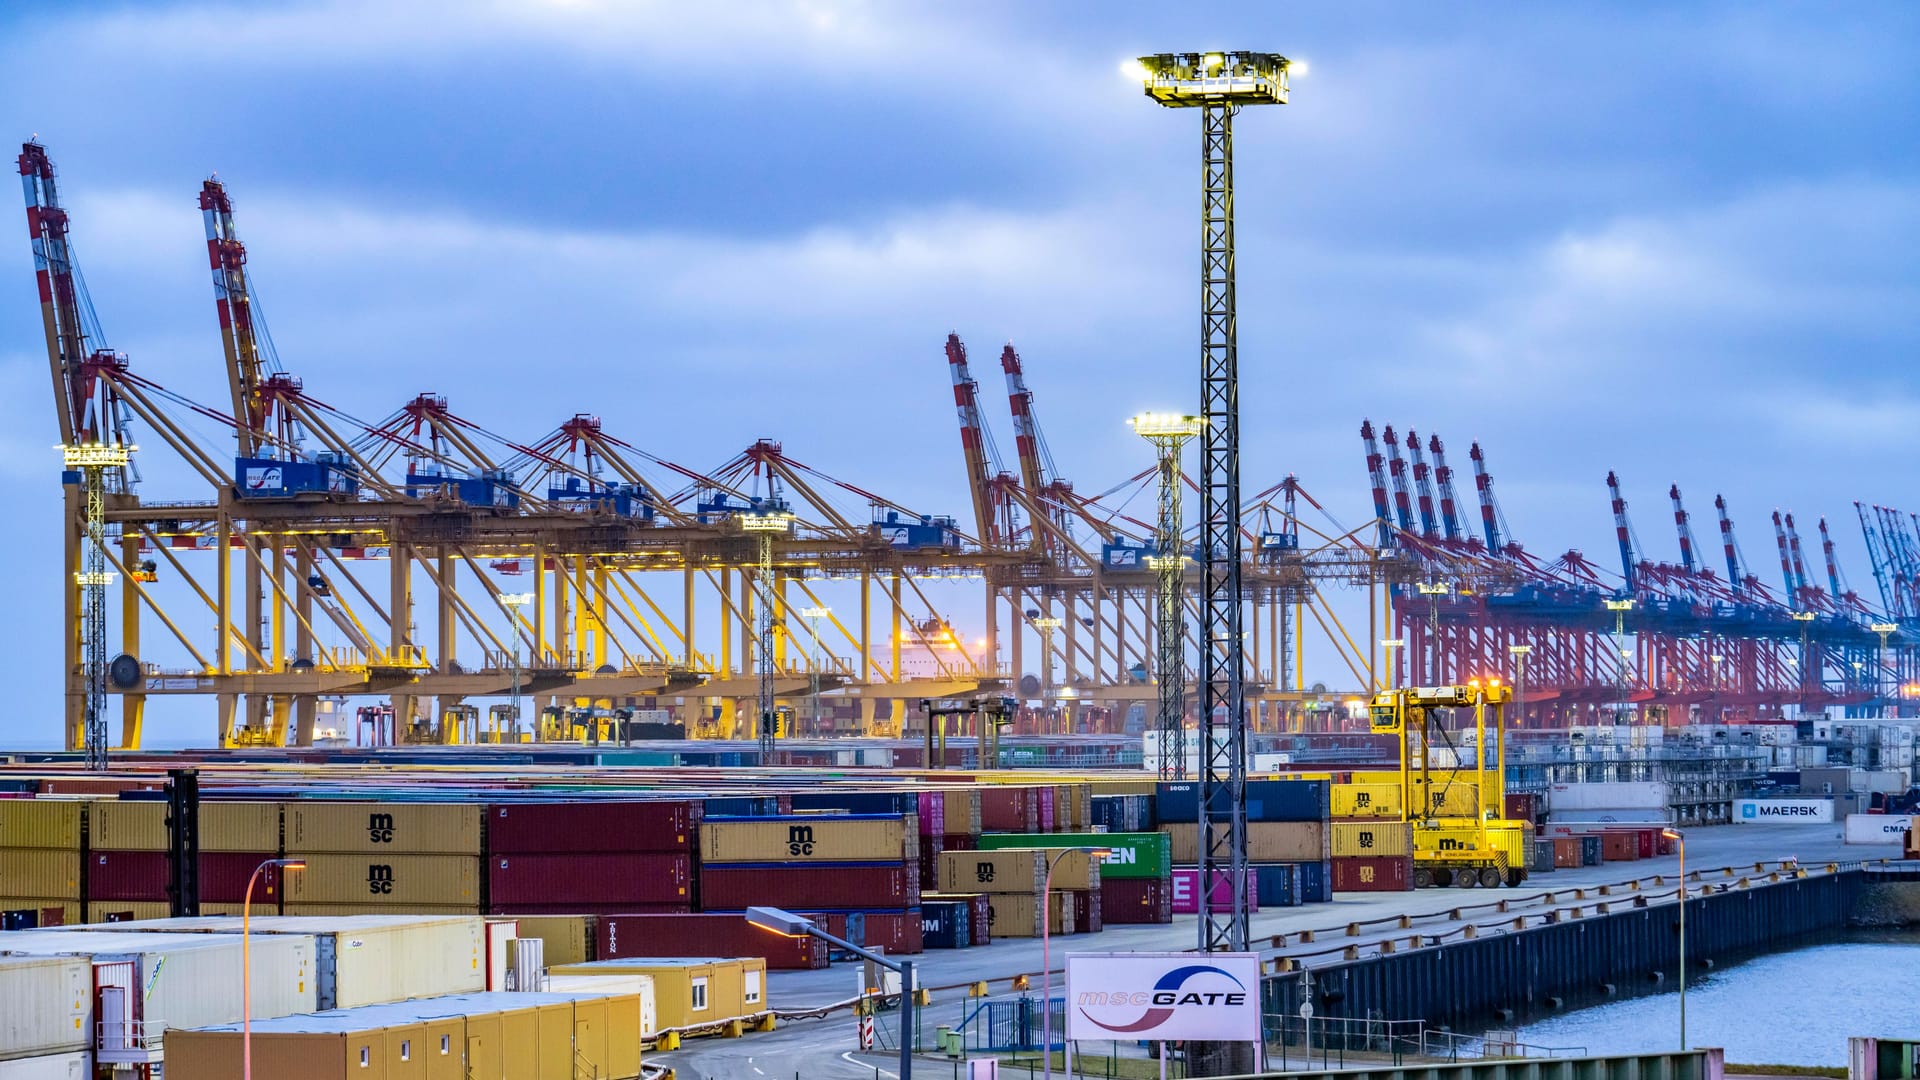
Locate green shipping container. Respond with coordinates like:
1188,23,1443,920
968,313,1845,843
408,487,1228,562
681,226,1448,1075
977,832,1170,880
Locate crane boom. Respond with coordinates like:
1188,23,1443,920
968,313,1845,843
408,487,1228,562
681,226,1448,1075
1383,425,1415,534
20,142,94,444
1469,441,1508,555
1361,421,1393,548
1406,429,1439,540
199,178,276,457
1783,513,1814,607
945,333,1002,545
1770,511,1798,603
1858,502,1900,618
1429,434,1463,543
1715,495,1745,592
1606,471,1637,592
1668,484,1700,575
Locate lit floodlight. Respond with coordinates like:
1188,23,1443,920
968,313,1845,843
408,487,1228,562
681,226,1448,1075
741,511,796,533
1134,51,1293,108
1128,412,1207,438
60,442,134,468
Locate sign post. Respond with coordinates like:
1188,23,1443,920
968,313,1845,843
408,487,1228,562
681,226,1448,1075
1067,952,1262,1078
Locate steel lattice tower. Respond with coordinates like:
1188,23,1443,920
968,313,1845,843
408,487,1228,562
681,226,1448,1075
65,442,131,769
743,504,794,758
1131,414,1205,780
1135,52,1291,966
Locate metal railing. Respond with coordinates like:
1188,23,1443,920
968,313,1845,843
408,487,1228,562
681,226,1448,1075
1262,1014,1584,1070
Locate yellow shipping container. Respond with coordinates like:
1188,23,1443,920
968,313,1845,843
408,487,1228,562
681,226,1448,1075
980,891,1073,938
699,817,906,863
0,898,80,925
86,900,174,923
1331,821,1414,858
489,914,594,966
1163,822,1327,864
0,849,81,898
0,800,82,849
282,854,481,906
937,849,1096,894
285,803,482,855
941,789,980,835
552,958,762,1032
283,901,481,918
91,800,168,850
201,802,281,852
1331,783,1403,819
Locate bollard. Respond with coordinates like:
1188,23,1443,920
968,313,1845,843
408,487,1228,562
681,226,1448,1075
1346,922,1361,937
1598,885,1611,896
1463,924,1478,939
1398,915,1412,929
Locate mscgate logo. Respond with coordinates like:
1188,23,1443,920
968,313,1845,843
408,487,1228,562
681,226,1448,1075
1067,954,1261,1042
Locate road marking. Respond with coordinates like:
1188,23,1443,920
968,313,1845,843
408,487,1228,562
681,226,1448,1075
843,1051,897,1078
753,1068,765,1075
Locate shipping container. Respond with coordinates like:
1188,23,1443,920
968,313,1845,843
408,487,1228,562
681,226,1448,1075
1601,832,1640,862
1581,835,1603,866
0,852,79,899
788,792,917,816
1170,869,1258,914
1330,784,1402,819
1162,822,1327,864
699,816,910,863
0,1052,90,1080
1553,837,1582,868
1158,780,1329,824
698,863,914,910
1099,878,1172,924
975,832,1170,880
541,975,658,1039
0,955,90,1062
1248,864,1302,908
1330,821,1413,858
861,911,924,956
487,801,697,854
1068,889,1101,934
936,849,1097,893
920,901,968,948
1293,860,1333,904
0,929,317,1051
1504,792,1541,824
915,791,945,837
1332,855,1413,892
283,854,481,907
489,853,690,906
199,802,281,853
0,801,81,850
1549,781,1671,811
596,914,827,970
486,902,689,917
941,789,981,835
487,915,594,966
285,803,482,855
85,851,168,902
978,892,1072,938
87,901,173,923
0,901,77,929
198,851,285,904
979,788,1037,832
1845,814,1919,844
551,958,763,1031
91,801,167,851
921,893,991,945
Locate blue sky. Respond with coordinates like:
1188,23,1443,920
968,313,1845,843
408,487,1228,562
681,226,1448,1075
2,2,1916,747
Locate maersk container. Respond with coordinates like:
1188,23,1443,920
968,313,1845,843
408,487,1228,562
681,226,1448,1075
0,955,90,1062
0,930,316,1058
284,803,481,855
701,816,911,863
0,1052,91,1079
976,832,1170,880
487,801,697,854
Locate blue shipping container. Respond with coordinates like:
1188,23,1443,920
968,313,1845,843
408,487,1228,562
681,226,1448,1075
1156,780,1329,824
921,900,969,949
1248,863,1303,908
1292,860,1333,904
789,792,919,815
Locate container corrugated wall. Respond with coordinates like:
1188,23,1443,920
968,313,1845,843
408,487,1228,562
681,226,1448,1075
699,816,909,862
90,801,167,850
285,803,482,855
200,803,281,852
282,854,480,907
0,955,91,1062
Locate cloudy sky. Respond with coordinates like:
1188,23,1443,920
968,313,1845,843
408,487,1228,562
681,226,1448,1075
2,2,1915,747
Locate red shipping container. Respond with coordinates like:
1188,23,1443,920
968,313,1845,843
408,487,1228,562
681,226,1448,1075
1552,838,1582,868
860,911,924,956
487,801,698,854
941,834,977,853
1504,793,1539,823
1636,829,1656,859
87,851,169,901
1331,855,1412,892
980,789,1037,832
698,864,914,910
490,853,690,906
1070,889,1102,933
597,914,829,969
1656,831,1677,856
1100,878,1173,924
491,903,689,916
198,852,284,904
1601,832,1639,861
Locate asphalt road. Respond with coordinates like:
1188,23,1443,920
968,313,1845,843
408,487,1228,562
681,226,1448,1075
653,822,1898,1078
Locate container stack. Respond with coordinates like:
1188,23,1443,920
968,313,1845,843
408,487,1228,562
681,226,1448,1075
1159,779,1331,901
0,800,81,926
488,801,697,916
0,954,92,1077
87,799,172,922
283,802,482,915
698,813,923,953
199,801,287,916
976,832,1171,925
1329,820,1415,892
935,848,1097,938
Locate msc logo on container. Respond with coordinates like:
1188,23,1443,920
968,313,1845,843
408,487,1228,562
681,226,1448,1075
787,824,816,856
974,861,996,884
367,864,395,895
367,812,396,843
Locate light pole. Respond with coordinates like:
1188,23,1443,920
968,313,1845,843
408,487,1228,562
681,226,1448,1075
244,857,305,1080
500,592,533,739
1041,847,1112,1080
1710,654,1724,723
1872,623,1900,713
741,505,797,757
1415,583,1451,685
1380,638,1406,691
748,906,917,1079
1032,616,1063,734
801,606,831,733
1509,645,1532,727
1605,598,1634,724
1131,412,1206,781
1661,828,1686,1050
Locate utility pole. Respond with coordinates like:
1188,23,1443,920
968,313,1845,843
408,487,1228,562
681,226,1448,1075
742,502,795,758
1132,413,1205,780
1132,50,1294,1077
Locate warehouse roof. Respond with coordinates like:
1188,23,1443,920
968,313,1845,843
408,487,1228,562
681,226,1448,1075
184,990,637,1034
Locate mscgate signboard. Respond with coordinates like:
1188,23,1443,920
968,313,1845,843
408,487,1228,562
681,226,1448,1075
1065,952,1261,1042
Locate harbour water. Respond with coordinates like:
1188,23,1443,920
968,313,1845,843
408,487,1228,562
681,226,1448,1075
1515,929,1920,1066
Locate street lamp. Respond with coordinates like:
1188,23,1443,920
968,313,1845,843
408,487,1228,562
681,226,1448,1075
500,592,534,739
244,858,305,1080
1661,828,1687,1050
748,906,916,1079
1041,847,1113,1080
800,606,831,731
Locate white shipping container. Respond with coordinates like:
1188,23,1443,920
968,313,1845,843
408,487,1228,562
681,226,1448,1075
1548,782,1671,811
1536,809,1671,836
31,915,486,1011
1865,770,1912,795
0,930,315,1061
545,973,658,1037
0,956,90,1061
0,1052,91,1080
1844,814,1918,845
1734,798,1835,824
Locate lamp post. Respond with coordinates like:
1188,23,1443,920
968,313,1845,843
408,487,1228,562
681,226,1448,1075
1872,623,1900,713
1032,616,1063,733
1415,583,1451,684
500,592,534,739
244,857,305,1080
1380,638,1406,691
1661,828,1686,1050
1131,412,1206,780
801,606,831,732
1709,654,1724,723
1509,645,1532,728
748,906,916,1079
1605,598,1634,724
1042,847,1113,1080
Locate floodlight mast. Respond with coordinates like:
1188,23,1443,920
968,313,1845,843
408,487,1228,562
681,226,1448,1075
1136,50,1291,1079
741,505,796,758
1131,413,1205,781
